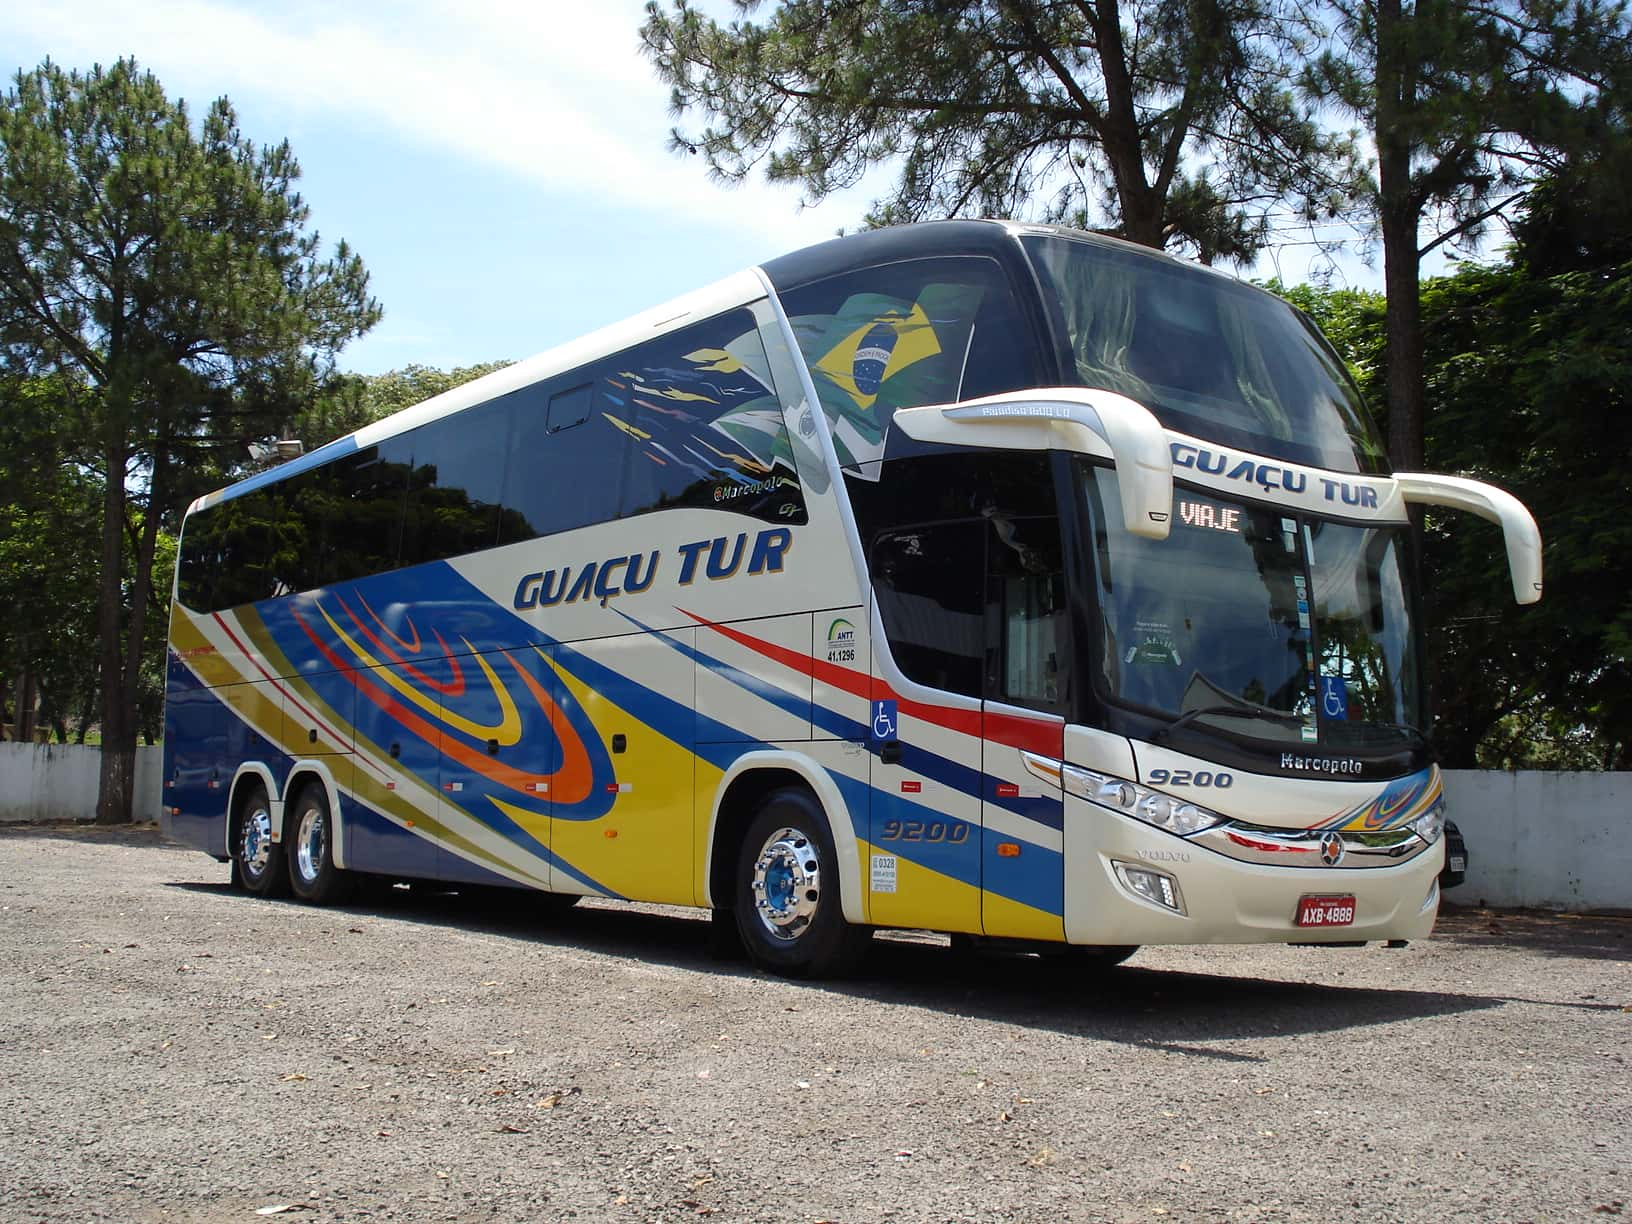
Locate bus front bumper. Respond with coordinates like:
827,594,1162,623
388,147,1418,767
1063,799,1444,946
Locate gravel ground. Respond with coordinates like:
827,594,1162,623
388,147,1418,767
0,824,1627,1224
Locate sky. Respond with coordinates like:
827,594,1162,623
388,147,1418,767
3,0,1402,377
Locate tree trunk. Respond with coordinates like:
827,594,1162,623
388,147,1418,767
95,433,134,825
1093,0,1167,250
1375,0,1425,473
16,665,36,742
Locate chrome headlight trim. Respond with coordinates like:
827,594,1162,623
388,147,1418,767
1023,753,1225,837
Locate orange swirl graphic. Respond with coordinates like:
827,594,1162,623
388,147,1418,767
337,592,466,697
292,606,566,804
356,590,422,653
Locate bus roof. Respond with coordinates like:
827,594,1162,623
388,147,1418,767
193,219,1225,514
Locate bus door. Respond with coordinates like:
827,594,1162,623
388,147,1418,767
867,523,985,936
980,703,1065,942
980,510,1069,942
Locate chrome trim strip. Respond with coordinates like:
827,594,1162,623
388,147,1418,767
1192,821,1430,869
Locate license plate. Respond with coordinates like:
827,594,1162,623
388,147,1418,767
1295,894,1356,927
1448,855,1466,873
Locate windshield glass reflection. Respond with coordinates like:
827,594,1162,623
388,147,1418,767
1025,234,1387,474
1079,461,1421,746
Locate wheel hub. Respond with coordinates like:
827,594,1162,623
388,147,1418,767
295,806,325,883
241,805,272,878
750,826,821,942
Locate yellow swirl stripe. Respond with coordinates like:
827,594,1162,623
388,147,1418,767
313,601,522,745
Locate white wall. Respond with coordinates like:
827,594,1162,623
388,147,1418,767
0,743,164,823
1442,770,1631,912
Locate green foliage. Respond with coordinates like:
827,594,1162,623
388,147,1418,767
1419,251,1632,768
642,0,1366,262
1299,0,1631,469
0,58,380,816
0,376,100,738
357,362,513,422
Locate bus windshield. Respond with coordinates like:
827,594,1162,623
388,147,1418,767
1079,462,1422,748
1022,234,1387,474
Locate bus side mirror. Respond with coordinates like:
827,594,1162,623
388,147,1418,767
913,388,1174,540
1396,472,1543,604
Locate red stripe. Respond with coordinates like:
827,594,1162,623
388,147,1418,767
212,613,350,751
984,710,1063,755
681,609,980,736
288,607,558,800
681,609,1062,750
334,591,467,697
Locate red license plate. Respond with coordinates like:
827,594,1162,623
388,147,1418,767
1295,895,1356,927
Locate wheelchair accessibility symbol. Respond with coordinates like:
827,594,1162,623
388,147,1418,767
1319,675,1349,721
871,699,898,742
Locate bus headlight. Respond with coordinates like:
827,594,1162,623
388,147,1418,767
1060,764,1225,837
1408,801,1445,845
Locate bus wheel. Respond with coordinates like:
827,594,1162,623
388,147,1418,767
233,781,289,899
734,789,868,979
286,783,353,906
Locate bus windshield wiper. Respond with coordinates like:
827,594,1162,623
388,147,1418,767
1156,704,1303,743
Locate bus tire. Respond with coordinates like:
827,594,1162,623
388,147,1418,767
733,788,868,979
286,783,353,906
233,780,289,899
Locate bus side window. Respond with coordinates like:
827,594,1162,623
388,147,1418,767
613,308,805,525
402,397,509,564
499,375,625,543
870,523,985,699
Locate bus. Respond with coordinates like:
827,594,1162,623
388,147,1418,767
162,220,1542,978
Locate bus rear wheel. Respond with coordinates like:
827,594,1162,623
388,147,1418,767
233,781,289,899
287,783,353,906
733,789,868,979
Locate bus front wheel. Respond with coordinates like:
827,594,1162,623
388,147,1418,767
286,783,353,906
733,789,869,979
233,781,289,899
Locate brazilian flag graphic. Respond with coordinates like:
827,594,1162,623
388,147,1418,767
790,283,986,473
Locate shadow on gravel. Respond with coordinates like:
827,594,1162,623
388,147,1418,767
163,879,1550,1057
1437,903,1632,962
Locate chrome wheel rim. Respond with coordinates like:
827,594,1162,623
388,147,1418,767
295,804,325,884
750,825,821,942
240,802,273,881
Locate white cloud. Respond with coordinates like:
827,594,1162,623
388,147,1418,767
2,0,873,250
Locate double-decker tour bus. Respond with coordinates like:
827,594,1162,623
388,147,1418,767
163,221,1542,977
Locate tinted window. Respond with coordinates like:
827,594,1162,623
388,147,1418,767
612,309,804,524
852,449,1069,710
329,437,414,583
499,378,625,542
781,257,1044,470
404,397,509,564
1024,234,1388,474
179,486,305,611
872,522,986,698
987,515,1068,708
